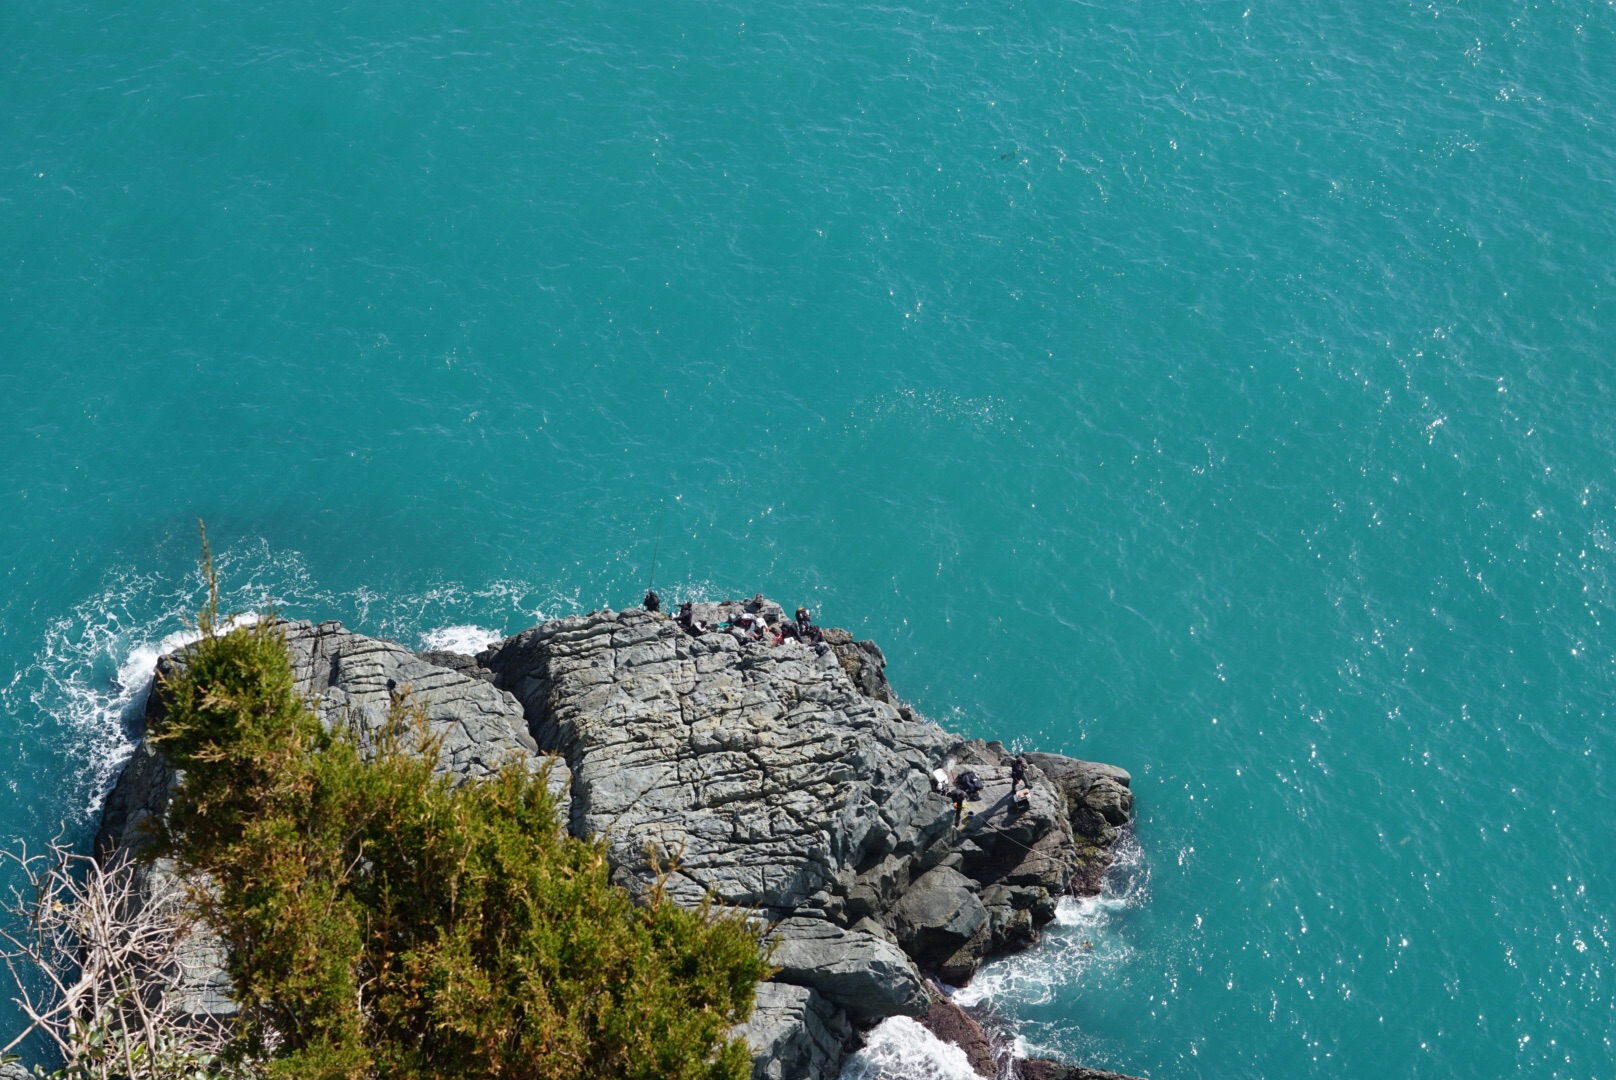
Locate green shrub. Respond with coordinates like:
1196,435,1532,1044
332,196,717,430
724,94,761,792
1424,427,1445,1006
148,590,767,1080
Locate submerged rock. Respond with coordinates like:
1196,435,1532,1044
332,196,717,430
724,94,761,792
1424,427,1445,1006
99,600,1139,1080
1018,1060,1148,1080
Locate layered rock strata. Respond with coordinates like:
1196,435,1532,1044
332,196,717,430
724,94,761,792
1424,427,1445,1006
99,600,1139,1079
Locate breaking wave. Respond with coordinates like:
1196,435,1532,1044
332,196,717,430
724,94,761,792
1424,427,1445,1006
955,833,1149,1014
839,834,1148,1079
2,560,270,818
418,624,505,655
840,1017,982,1080
0,539,610,824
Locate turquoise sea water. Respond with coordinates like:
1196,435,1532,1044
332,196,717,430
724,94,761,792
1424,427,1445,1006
4,0,1615,1074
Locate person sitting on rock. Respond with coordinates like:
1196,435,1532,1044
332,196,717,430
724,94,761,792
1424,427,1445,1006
644,589,661,612
957,769,984,800
795,607,813,635
677,601,711,635
1010,754,1028,793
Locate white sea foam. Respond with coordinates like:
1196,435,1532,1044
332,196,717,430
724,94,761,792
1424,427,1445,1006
2,539,606,825
839,1017,982,1080
5,562,268,818
835,838,1147,1079
953,833,1148,1013
418,624,504,655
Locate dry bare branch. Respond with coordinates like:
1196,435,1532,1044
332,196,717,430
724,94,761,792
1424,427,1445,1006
0,837,249,1079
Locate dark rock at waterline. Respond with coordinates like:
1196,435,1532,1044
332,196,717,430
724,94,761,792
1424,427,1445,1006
99,600,1138,1080
413,648,498,683
914,985,998,1078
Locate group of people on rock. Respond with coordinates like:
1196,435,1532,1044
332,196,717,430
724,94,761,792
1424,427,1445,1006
642,590,825,647
933,754,1033,827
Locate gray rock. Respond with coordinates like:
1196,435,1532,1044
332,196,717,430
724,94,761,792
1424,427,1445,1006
280,619,544,780
1023,752,1134,827
735,982,850,1080
1017,751,1134,894
102,620,570,858
831,639,896,705
414,650,498,683
1083,777,1135,827
885,865,989,976
481,608,957,915
851,915,898,946
842,854,914,922
96,739,178,856
765,917,928,1019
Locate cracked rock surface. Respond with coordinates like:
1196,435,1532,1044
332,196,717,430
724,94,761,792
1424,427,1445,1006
99,604,1137,1080
100,618,558,862
480,608,957,917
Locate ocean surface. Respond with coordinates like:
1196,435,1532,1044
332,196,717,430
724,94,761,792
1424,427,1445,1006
3,0,1614,1074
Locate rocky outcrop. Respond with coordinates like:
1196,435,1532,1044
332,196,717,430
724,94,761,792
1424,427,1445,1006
98,601,1138,1080
887,866,989,985
1021,753,1134,896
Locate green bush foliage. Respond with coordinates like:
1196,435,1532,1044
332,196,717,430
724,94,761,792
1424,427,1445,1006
147,593,768,1080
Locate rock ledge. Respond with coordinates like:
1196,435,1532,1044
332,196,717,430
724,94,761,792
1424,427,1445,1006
100,599,1142,1080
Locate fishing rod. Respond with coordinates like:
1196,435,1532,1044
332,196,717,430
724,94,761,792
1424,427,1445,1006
646,504,666,596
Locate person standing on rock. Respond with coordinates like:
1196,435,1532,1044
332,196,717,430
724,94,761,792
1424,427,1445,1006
1011,754,1028,794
